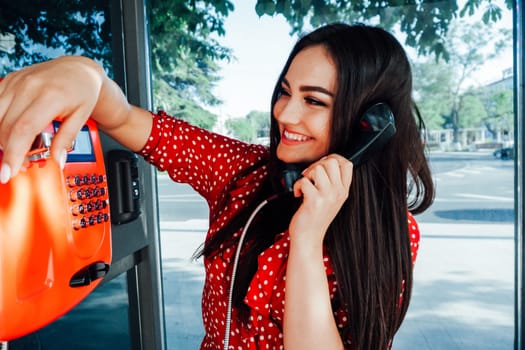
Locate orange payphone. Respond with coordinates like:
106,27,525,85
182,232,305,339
0,118,112,341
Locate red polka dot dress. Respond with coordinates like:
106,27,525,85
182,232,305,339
139,112,421,349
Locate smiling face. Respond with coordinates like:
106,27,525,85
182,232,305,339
273,45,337,164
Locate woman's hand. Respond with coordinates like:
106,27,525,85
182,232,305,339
0,56,108,182
289,154,353,247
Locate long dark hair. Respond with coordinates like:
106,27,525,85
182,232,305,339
198,23,434,349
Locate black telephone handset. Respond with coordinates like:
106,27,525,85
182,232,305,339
280,102,396,193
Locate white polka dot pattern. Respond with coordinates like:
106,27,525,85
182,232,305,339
138,111,422,349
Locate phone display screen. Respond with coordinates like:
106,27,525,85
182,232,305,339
53,122,96,162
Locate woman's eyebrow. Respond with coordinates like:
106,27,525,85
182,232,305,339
282,77,334,97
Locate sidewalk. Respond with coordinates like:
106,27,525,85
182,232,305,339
394,222,514,349
160,220,515,349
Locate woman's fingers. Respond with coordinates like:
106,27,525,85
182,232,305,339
298,154,353,195
339,156,353,190
0,57,104,183
49,108,92,162
0,89,68,179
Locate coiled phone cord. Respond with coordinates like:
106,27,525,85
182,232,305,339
223,194,279,350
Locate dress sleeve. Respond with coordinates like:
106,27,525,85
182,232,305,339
138,111,268,209
407,211,421,265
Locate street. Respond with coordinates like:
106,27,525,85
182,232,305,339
158,151,515,224
419,151,514,224
158,150,516,349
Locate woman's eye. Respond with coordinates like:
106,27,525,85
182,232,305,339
305,97,326,106
277,87,290,98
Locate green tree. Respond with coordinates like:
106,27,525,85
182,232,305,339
480,88,513,138
153,78,218,130
246,111,271,138
458,91,488,129
149,0,234,128
0,0,110,72
412,59,452,130
0,0,234,129
225,117,255,142
225,110,270,143
256,0,512,60
412,20,511,142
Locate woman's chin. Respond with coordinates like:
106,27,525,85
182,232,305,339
276,148,318,165
277,154,308,165
276,149,297,164
276,143,327,164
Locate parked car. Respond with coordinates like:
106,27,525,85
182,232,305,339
493,146,515,160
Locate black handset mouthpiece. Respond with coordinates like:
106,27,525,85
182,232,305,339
281,163,304,193
280,102,396,193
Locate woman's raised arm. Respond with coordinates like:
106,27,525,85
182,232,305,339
0,55,153,183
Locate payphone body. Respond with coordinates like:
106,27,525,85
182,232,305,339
0,119,112,341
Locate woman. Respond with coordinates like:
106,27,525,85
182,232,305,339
0,23,434,349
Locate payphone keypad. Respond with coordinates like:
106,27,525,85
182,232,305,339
67,172,109,231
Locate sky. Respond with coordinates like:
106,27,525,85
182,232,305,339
210,0,513,121
209,1,298,120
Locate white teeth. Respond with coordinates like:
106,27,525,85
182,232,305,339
284,130,309,141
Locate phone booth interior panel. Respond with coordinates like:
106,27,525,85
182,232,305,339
0,0,165,349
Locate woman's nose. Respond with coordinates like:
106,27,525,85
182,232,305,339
275,98,302,124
